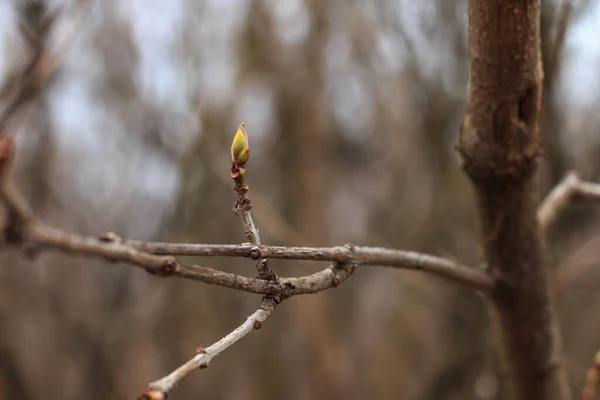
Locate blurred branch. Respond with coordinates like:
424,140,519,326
582,350,600,400
545,0,572,85
538,171,600,231
0,0,92,135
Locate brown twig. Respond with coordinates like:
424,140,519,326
139,298,277,399
125,240,493,291
582,350,600,400
231,162,276,280
16,220,357,297
538,170,600,230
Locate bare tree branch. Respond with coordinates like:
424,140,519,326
0,174,494,295
538,170,600,230
0,137,492,296
125,240,493,291
2,213,493,293
139,299,277,399
11,218,357,297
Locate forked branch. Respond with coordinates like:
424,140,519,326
538,170,600,230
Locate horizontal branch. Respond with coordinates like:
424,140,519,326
538,170,600,230
126,240,494,292
11,221,492,293
22,222,355,297
0,188,490,294
139,297,277,399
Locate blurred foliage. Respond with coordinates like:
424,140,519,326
0,0,599,399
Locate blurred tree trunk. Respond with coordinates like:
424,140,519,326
458,1,570,399
275,1,344,398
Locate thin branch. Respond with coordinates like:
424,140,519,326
139,298,277,399
538,170,600,230
546,0,572,85
126,240,493,292
231,162,276,280
0,173,491,293
582,350,600,400
0,172,492,294
19,220,356,297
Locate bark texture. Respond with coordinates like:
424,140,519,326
458,1,571,399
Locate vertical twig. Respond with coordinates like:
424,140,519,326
230,123,277,281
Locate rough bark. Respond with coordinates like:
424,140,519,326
458,1,571,399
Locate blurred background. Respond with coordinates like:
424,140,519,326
0,0,598,398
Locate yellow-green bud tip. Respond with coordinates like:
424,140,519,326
231,123,250,165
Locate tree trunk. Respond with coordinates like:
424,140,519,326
458,1,571,399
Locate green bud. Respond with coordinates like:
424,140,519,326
231,123,250,165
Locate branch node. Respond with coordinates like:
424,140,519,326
253,320,263,330
198,362,208,370
195,347,206,355
162,257,178,274
249,246,261,260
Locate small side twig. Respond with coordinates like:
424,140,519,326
139,299,277,399
538,170,600,230
582,350,600,400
